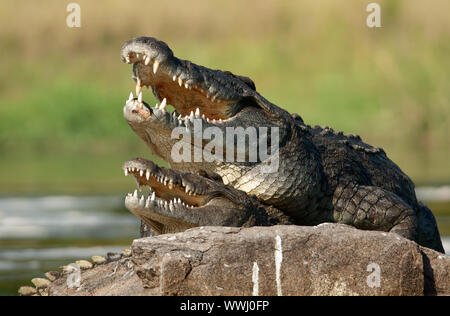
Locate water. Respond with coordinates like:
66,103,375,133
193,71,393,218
0,190,448,296
0,195,140,295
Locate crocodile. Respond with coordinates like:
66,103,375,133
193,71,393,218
120,36,444,253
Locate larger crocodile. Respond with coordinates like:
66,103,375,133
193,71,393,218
120,37,444,253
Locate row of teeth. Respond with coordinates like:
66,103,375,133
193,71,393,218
125,52,223,104
127,92,168,112
127,92,224,125
127,190,195,209
175,107,224,125
169,75,222,103
124,167,198,195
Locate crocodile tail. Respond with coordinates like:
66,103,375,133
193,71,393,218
416,202,445,253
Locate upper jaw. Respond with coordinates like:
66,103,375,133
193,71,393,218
121,36,257,121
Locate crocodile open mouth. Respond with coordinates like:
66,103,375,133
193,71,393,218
122,158,254,234
121,37,257,124
123,158,209,211
123,158,214,232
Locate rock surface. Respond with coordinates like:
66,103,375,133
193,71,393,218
44,224,448,296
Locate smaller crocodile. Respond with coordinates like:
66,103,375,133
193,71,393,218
123,158,292,234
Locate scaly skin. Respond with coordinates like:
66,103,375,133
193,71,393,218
121,37,444,253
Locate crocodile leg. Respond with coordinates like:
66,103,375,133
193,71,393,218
332,182,417,240
416,203,445,253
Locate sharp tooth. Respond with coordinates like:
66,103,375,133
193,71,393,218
195,108,200,117
151,192,156,201
146,170,150,181
124,169,128,176
168,180,173,189
136,53,140,59
155,103,159,110
178,114,182,120
145,56,151,65
206,118,210,123
172,75,177,81
139,195,145,206
128,92,133,101
219,119,223,123
212,96,216,102
138,91,143,103
202,114,205,120
178,198,181,204
133,190,138,198
189,111,194,120
178,77,183,87
136,83,142,96
160,98,167,110
125,55,131,63
184,83,189,89
139,169,144,177
212,119,216,124
145,197,150,208
153,60,160,74
131,167,135,172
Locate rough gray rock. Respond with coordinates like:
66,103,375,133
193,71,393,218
45,224,449,296
48,256,154,296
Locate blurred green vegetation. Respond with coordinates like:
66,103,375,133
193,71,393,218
0,0,449,193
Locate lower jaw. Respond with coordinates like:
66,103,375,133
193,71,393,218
125,196,197,234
